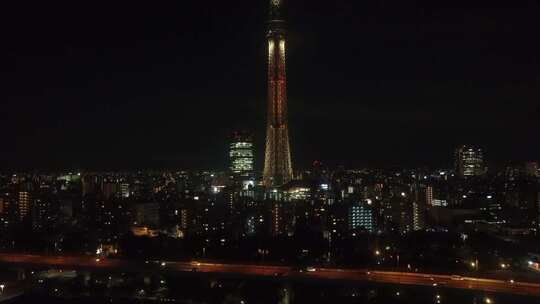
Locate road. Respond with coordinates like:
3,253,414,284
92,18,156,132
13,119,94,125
0,253,539,297
0,281,25,303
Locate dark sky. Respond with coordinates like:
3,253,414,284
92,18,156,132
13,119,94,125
2,0,539,170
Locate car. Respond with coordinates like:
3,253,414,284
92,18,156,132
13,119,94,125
306,267,317,272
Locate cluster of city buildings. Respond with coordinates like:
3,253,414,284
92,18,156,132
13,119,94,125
0,143,538,257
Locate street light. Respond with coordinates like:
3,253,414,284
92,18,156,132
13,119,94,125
484,297,493,304
470,258,479,271
0,284,4,294
375,250,381,256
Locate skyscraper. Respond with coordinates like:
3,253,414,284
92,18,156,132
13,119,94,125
32,198,49,231
455,145,485,177
229,132,254,180
524,161,539,177
270,200,295,236
263,0,293,187
348,200,374,233
18,191,29,221
120,183,130,198
426,185,433,208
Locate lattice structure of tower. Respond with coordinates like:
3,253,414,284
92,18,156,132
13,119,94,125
263,0,293,187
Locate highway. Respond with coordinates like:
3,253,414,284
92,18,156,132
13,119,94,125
0,281,25,303
0,253,539,297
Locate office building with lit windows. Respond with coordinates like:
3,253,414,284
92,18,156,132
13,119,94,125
18,191,30,221
229,132,254,181
348,200,374,233
455,145,485,177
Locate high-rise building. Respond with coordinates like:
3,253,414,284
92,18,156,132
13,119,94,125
180,208,189,231
426,185,433,207
102,181,119,200
18,191,30,221
31,198,48,231
537,192,540,228
271,201,281,236
389,191,413,234
134,203,160,227
82,175,99,196
412,201,425,231
120,183,130,198
455,145,485,177
0,193,16,230
229,132,254,180
270,200,295,236
263,0,293,187
348,200,374,233
413,183,427,231
525,161,539,177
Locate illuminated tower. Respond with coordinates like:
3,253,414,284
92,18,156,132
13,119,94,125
263,0,293,187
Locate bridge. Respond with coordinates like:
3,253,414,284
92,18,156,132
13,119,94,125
0,253,539,297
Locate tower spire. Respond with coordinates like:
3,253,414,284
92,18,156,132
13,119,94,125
269,0,283,21
263,0,293,187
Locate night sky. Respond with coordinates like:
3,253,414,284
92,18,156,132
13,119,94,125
2,0,539,170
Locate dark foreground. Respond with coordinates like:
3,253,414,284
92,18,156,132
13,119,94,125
5,275,540,304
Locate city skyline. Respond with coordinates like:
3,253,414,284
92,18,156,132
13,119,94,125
2,1,540,303
1,2,540,303
2,0,539,171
